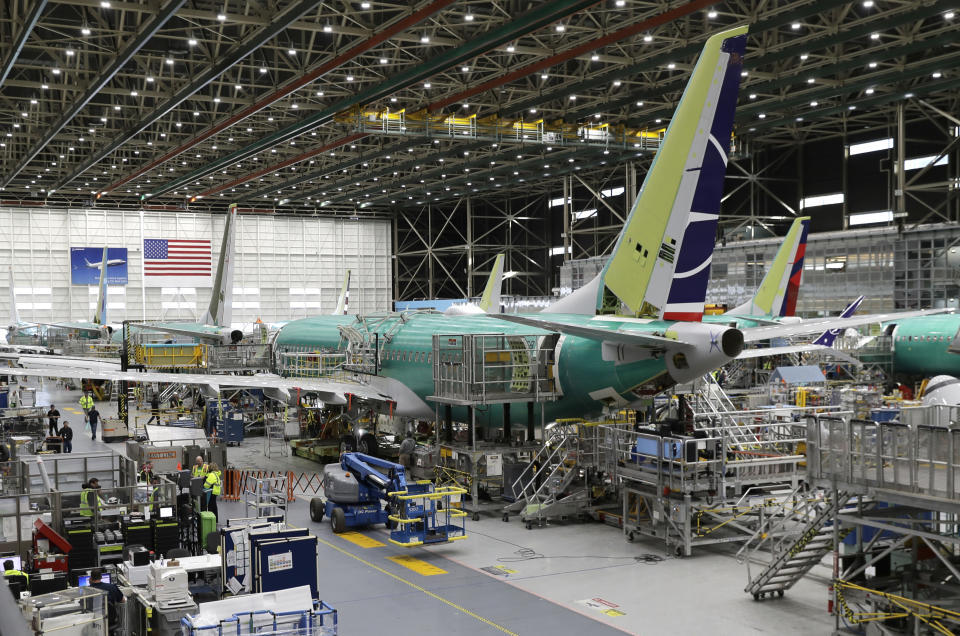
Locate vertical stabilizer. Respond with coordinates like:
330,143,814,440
9,265,20,325
812,296,865,347
201,203,237,327
93,246,109,325
544,26,749,318
334,270,351,315
478,254,505,314
727,216,810,317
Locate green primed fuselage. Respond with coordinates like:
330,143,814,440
887,314,960,376
273,311,735,427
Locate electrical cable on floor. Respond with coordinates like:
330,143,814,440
467,528,669,565
497,548,664,564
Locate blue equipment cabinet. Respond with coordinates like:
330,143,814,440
205,399,243,443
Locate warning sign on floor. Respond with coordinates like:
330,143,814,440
576,598,626,617
480,565,517,576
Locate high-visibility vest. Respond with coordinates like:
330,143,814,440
204,471,222,496
191,464,208,479
79,395,94,410
80,488,99,516
3,569,29,583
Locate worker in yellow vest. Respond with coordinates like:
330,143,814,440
203,463,222,520
3,559,29,586
80,478,104,517
191,456,208,479
79,391,94,415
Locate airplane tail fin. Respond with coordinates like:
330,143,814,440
9,265,20,325
727,216,810,317
201,203,237,327
93,247,108,325
544,26,749,319
334,270,351,315
812,296,865,347
478,254,505,314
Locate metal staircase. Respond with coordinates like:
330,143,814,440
503,423,584,527
689,374,762,449
158,383,188,404
740,489,854,600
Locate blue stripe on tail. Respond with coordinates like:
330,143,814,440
812,296,865,347
663,33,747,317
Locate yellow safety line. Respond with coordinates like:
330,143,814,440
316,536,518,636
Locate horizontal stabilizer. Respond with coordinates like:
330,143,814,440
741,308,951,343
737,344,861,365
493,314,695,352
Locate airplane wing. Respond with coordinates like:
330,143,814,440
37,322,104,335
17,354,121,371
135,324,226,344
741,308,950,343
492,314,696,351
737,344,862,365
2,366,391,405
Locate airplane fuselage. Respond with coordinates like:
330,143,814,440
85,259,126,269
885,314,960,376
273,311,740,426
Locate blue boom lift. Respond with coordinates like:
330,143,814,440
309,452,467,547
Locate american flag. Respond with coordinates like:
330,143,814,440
143,239,212,276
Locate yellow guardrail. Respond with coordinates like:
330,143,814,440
135,344,206,368
835,579,960,635
388,485,467,500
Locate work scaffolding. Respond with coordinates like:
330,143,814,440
427,332,559,521
736,406,960,634
804,407,960,635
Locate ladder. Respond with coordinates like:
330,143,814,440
159,383,188,404
264,407,290,458
504,424,583,525
741,490,854,600
690,374,762,449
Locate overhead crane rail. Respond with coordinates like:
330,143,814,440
336,107,665,150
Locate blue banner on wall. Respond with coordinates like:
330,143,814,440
70,247,129,285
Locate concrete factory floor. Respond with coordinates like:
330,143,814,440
27,379,837,635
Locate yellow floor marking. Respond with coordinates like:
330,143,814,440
386,555,447,576
317,537,517,636
338,532,385,548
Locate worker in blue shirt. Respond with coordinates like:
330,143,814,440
90,571,124,626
